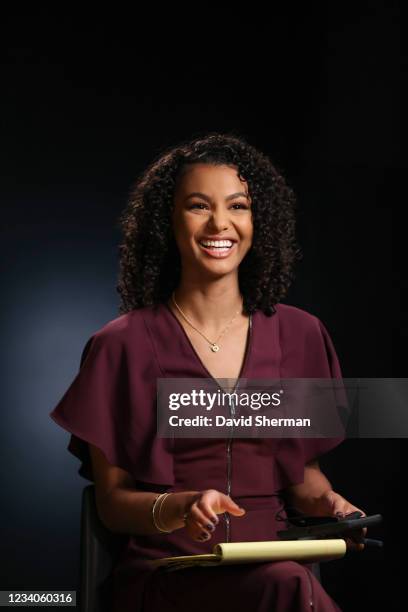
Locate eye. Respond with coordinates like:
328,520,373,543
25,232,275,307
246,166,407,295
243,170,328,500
231,203,250,210
188,203,208,210
187,202,250,211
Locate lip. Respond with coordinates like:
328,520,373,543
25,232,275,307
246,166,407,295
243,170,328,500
197,241,237,259
199,237,238,242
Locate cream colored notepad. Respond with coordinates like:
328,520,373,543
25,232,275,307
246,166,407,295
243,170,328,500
149,539,347,570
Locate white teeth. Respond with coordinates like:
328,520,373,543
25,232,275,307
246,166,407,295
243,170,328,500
199,240,233,248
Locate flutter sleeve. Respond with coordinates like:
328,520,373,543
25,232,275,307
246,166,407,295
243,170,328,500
49,328,174,487
273,315,347,492
299,317,347,465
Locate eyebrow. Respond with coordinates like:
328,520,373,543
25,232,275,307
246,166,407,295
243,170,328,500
185,191,249,202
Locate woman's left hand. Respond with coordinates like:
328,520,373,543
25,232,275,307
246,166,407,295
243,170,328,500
314,489,367,551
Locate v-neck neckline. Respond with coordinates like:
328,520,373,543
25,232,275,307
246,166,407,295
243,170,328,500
162,300,254,393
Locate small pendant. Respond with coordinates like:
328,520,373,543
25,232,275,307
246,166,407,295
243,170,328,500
211,344,220,352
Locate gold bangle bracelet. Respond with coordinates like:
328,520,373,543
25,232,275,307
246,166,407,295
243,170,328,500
151,494,164,531
152,493,173,533
158,493,173,532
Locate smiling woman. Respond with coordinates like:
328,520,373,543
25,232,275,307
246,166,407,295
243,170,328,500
116,131,300,316
50,131,365,612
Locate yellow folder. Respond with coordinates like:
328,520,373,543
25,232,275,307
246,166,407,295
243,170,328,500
149,539,347,571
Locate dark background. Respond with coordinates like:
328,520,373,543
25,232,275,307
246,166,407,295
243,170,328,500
1,4,405,611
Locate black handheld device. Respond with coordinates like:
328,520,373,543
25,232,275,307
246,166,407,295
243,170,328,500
277,513,383,541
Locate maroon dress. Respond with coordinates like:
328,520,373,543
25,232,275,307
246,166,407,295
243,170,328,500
49,301,345,612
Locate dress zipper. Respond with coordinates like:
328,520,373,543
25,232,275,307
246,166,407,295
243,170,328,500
224,314,252,543
225,396,235,542
304,566,314,609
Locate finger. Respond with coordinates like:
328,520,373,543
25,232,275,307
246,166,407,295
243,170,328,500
345,536,355,550
352,539,365,551
332,504,347,516
348,528,366,544
195,499,220,530
335,505,367,518
194,525,212,542
222,495,246,516
345,536,365,552
184,519,212,542
189,503,216,532
334,504,358,517
184,511,209,538
195,529,212,542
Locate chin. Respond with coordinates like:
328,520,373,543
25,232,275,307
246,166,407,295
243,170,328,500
199,262,240,277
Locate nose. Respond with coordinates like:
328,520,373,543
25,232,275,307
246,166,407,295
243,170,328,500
206,209,230,233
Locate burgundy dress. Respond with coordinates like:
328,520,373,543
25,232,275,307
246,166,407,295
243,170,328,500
49,301,345,612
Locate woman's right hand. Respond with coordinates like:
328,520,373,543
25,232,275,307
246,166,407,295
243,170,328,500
183,489,246,542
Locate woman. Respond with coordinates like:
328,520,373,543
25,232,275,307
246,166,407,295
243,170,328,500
50,132,366,611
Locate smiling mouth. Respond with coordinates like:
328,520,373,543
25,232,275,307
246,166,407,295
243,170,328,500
198,240,235,249
197,240,237,257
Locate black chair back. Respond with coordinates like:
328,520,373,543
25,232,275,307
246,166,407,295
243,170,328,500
79,485,127,612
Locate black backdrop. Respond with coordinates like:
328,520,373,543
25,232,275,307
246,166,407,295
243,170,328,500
1,4,405,611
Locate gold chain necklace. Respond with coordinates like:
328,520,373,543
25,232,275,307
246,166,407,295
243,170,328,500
171,291,243,352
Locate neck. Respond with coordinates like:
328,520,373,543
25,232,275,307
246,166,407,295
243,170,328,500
168,279,245,331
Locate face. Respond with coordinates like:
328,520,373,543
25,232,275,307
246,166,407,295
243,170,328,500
172,163,253,278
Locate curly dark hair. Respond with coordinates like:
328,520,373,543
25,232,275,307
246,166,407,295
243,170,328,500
116,131,302,317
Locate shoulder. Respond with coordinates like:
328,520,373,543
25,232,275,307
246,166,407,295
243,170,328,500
254,303,329,355
273,302,323,335
271,303,341,376
273,303,339,362
85,306,156,352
